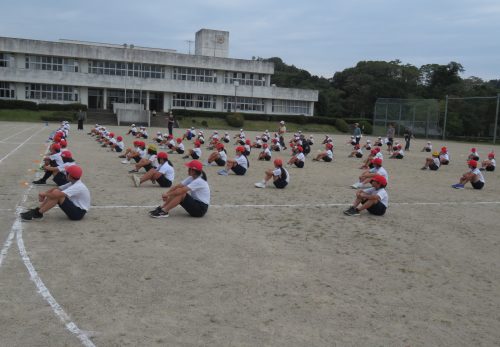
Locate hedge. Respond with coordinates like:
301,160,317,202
226,113,244,127
38,103,88,111
359,120,373,135
335,119,349,133
0,99,38,110
40,112,76,122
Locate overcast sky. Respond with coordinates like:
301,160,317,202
1,0,499,80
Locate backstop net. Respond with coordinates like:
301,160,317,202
373,98,440,138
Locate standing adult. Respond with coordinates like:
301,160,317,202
278,120,287,150
353,123,362,145
403,127,413,151
386,123,395,153
167,111,175,136
77,109,86,131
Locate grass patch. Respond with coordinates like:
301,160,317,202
0,109,73,122
178,116,340,133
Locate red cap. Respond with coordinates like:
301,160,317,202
327,143,333,150
139,141,146,147
263,143,268,148
194,140,201,147
51,143,61,151
216,143,224,150
133,140,140,146
272,139,278,143
236,146,245,153
157,152,168,160
371,158,383,166
61,150,72,158
53,136,61,143
441,147,447,152
109,132,115,138
117,136,123,141
167,134,173,139
468,160,478,168
471,147,476,152
60,139,67,147
65,165,83,179
176,138,182,143
370,149,377,155
375,147,381,153
274,158,283,166
184,160,203,172
371,175,387,187
488,152,495,159
297,146,303,152
245,139,251,145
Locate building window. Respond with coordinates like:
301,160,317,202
0,82,15,99
173,67,216,83
173,93,216,109
25,84,78,102
106,89,147,109
25,55,79,72
224,97,264,112
272,99,309,114
224,72,265,86
0,53,10,67
88,60,165,79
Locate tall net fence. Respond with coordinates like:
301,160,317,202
373,98,440,138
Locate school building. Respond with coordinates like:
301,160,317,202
0,29,318,116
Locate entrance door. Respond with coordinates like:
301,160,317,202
149,92,164,112
88,88,103,109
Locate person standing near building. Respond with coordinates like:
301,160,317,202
353,123,362,145
167,111,175,136
278,120,287,150
403,127,413,151
76,109,86,131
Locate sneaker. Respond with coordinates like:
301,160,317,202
344,207,360,216
479,168,485,171
32,179,46,185
121,160,130,164
132,175,141,187
351,182,361,189
148,206,163,215
421,167,428,170
254,182,266,188
182,155,189,159
343,206,356,215
452,183,465,189
20,208,44,221
217,169,229,176
118,155,126,158
128,169,139,173
150,209,169,218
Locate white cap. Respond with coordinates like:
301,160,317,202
280,121,285,124
131,124,135,127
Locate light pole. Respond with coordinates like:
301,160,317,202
233,80,239,113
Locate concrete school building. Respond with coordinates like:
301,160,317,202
0,29,318,116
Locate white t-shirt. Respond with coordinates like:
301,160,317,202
157,161,175,181
273,167,290,183
273,143,282,151
489,158,496,167
235,154,248,169
116,141,125,150
397,149,404,157
219,150,227,162
131,127,137,133
244,144,251,152
168,139,176,147
49,152,64,167
471,168,485,182
440,153,449,161
326,149,333,159
371,166,389,181
432,157,441,167
60,180,91,211
296,152,305,162
193,148,202,157
263,148,271,157
177,143,185,151
374,152,383,159
57,161,76,173
363,187,389,207
181,176,210,205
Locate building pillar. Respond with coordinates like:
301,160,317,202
103,88,108,110
264,99,272,114
309,101,314,116
163,92,171,112
15,83,26,100
216,95,224,111
146,91,150,110
15,53,25,69
79,87,88,107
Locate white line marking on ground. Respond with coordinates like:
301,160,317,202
0,125,38,143
88,201,500,210
0,127,45,165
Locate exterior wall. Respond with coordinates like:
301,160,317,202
195,29,229,58
0,35,319,115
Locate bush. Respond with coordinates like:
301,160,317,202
335,118,349,133
191,119,197,124
40,112,75,122
359,120,373,135
38,103,87,111
226,113,245,127
0,99,38,110
201,120,208,127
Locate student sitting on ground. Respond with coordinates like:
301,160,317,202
467,147,480,161
452,160,485,190
389,144,405,159
132,152,174,188
348,144,363,158
421,141,432,152
183,140,202,160
258,143,272,161
439,147,450,165
351,158,388,189
207,143,227,167
129,144,158,173
480,152,496,171
313,143,334,162
421,151,441,171
344,175,388,217
33,143,64,185
126,124,138,136
21,165,90,221
254,158,290,189
109,136,125,152
42,150,77,186
218,146,249,176
270,138,282,152
287,146,305,168
121,141,146,164
170,138,185,154
149,160,210,218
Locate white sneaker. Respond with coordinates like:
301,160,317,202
351,182,361,189
121,159,130,164
132,175,141,187
254,182,266,188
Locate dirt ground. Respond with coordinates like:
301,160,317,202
0,121,499,347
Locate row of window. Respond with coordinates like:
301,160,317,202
88,60,165,79
0,82,15,98
173,93,217,109
25,84,78,102
223,96,264,112
25,55,79,72
272,99,309,114
173,67,216,83
0,53,11,67
224,72,266,86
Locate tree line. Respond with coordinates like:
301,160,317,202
266,57,500,137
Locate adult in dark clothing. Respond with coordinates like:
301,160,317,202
353,123,362,145
167,111,175,136
77,109,86,131
403,127,413,151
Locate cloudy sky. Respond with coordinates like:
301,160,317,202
1,0,499,80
